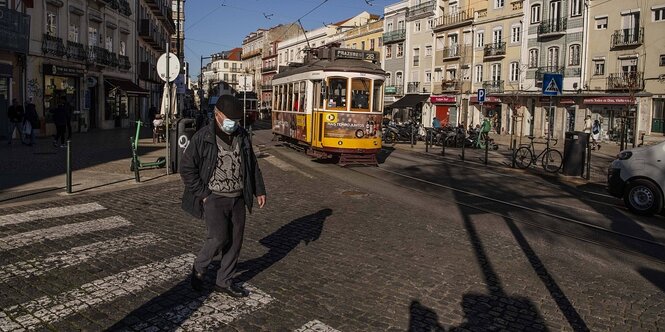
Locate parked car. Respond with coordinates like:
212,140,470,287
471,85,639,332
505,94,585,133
607,141,665,216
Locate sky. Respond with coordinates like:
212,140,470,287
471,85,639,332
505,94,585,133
184,0,395,77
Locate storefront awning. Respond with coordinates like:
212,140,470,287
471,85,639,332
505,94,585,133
105,78,149,96
389,94,429,109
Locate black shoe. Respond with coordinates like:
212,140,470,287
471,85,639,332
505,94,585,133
214,283,249,298
190,266,204,291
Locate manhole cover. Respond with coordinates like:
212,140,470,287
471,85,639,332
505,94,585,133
342,190,368,197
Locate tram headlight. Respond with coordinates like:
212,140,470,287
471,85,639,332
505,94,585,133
338,140,343,145
355,129,365,138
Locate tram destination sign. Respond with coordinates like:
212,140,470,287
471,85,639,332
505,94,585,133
334,49,378,61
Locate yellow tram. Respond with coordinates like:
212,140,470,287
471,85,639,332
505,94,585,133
271,46,386,165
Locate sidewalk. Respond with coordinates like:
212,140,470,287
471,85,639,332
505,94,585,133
0,127,174,205
388,133,620,185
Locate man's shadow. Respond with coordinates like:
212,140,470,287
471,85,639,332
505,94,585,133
235,208,332,283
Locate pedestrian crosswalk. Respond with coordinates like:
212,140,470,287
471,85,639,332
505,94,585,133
0,201,277,331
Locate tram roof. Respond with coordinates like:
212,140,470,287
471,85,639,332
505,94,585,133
273,48,385,79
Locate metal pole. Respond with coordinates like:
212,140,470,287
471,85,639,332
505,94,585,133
66,140,72,193
484,135,489,165
165,48,170,176
512,138,516,168
460,131,465,161
441,133,445,156
547,97,552,151
243,75,247,129
586,134,591,180
425,129,429,153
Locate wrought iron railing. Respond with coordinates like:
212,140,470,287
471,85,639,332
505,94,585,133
607,72,644,90
483,42,506,57
441,45,461,58
384,85,404,95
611,27,644,48
0,7,30,53
407,82,421,94
118,55,131,70
261,65,277,73
407,1,435,20
483,80,504,93
42,34,66,57
88,45,111,66
538,18,567,36
433,8,474,29
66,41,87,61
535,66,564,81
382,29,406,44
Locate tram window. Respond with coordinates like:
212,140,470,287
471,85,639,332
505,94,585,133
299,82,306,113
373,80,384,113
351,78,371,111
327,77,347,110
273,86,279,110
287,84,292,112
313,81,322,110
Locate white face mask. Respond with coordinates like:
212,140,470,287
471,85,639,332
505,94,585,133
221,118,238,134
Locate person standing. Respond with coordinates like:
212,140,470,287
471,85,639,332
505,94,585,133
180,94,266,298
50,98,68,147
7,98,24,144
24,99,39,146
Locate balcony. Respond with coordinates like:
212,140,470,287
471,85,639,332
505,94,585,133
538,18,567,38
441,79,461,92
262,65,277,73
511,0,524,10
66,41,87,61
139,61,159,82
407,82,421,94
118,55,131,70
406,1,435,20
88,45,112,66
441,45,462,59
535,66,564,82
103,0,119,10
607,72,644,91
241,48,262,60
229,67,244,73
0,7,30,53
611,27,644,49
483,42,506,58
261,83,272,91
433,8,474,31
384,85,404,96
483,80,504,93
118,0,132,16
145,0,175,32
42,34,66,57
383,29,406,44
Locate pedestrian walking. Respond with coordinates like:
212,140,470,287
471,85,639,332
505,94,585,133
7,98,24,144
50,98,68,147
180,94,267,298
23,99,39,146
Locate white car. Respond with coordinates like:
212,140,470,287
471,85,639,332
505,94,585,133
608,141,665,216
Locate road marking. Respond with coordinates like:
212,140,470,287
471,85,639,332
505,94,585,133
0,253,195,330
295,320,341,332
0,216,132,251
0,233,161,282
135,285,273,331
0,202,106,226
264,155,314,179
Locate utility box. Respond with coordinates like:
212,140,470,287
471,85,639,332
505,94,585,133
170,118,196,173
562,131,589,176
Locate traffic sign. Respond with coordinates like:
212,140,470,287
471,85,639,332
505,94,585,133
542,73,563,96
156,52,180,82
477,88,486,103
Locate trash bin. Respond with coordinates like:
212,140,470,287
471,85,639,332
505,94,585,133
562,131,589,176
170,118,196,173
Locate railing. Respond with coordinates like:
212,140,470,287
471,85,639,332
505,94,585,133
229,67,244,73
104,0,119,10
511,0,524,10
441,79,461,92
483,42,506,57
407,82,421,94
241,48,262,60
139,61,158,82
441,45,461,58
407,1,435,20
382,29,406,44
483,80,504,93
66,41,87,61
0,7,30,53
88,45,111,66
538,18,567,36
611,27,644,48
118,55,131,70
261,83,273,91
607,72,644,90
42,34,66,57
261,65,277,73
535,66,564,81
433,8,474,30
118,0,132,16
384,85,404,95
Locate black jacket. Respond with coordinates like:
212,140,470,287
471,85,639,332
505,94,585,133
8,104,24,123
180,121,266,219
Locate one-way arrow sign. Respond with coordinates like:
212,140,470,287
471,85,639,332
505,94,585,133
542,73,563,96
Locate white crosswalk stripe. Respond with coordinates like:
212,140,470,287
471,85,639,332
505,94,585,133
0,216,132,251
0,202,106,226
0,233,161,283
0,253,196,330
295,320,341,332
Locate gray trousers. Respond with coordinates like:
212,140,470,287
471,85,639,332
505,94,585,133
194,195,246,288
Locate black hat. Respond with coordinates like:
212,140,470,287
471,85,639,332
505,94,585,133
214,95,243,119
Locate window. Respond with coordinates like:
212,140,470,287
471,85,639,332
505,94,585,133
569,44,581,66
492,28,502,44
395,72,403,86
372,80,383,113
474,65,483,83
571,0,582,17
224,62,229,68
361,41,365,50
68,15,80,42
547,47,559,67
397,43,404,57
595,17,608,29
88,25,98,46
495,0,504,9
352,43,357,49
491,63,501,81
436,36,444,50
415,20,421,32
105,33,113,51
425,45,432,56
119,40,126,56
654,7,665,22
427,19,433,30
531,4,541,23
476,31,484,48
593,60,605,75
351,78,370,110
425,71,432,83
511,25,521,43
327,77,348,110
370,39,375,50
46,6,58,36
509,62,519,81
387,22,393,32
446,68,457,80
660,54,665,66
413,48,420,66
397,20,405,30
528,49,539,68
385,45,392,58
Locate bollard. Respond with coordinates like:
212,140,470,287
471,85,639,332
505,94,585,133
511,139,517,168
66,140,72,194
460,135,466,161
441,136,446,156
484,137,489,165
425,129,429,153
585,138,592,180
410,127,414,148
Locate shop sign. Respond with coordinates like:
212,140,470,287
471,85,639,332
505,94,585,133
43,64,84,77
539,97,576,104
334,49,379,61
430,95,456,104
583,97,635,105
470,96,501,103
385,86,397,94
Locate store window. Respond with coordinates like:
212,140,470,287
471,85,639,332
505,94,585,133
44,75,78,122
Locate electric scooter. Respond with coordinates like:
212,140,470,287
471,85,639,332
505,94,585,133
130,120,166,181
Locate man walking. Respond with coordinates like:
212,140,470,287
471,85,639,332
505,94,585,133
180,94,266,298
7,98,24,144
24,99,39,146
50,97,68,147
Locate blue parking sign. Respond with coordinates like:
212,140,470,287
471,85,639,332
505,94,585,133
477,89,486,103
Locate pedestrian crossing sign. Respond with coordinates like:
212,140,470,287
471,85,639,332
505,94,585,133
542,73,563,96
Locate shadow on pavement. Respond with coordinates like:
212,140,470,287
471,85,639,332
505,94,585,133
377,147,395,164
637,267,665,293
408,300,445,332
236,208,332,283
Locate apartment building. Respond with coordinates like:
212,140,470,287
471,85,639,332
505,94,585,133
382,1,409,108
28,0,140,132
582,0,665,145
170,0,184,60
241,29,266,97
201,48,242,101
0,1,29,140
341,17,384,54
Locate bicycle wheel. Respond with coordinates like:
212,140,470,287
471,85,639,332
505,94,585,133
541,149,563,173
514,147,533,169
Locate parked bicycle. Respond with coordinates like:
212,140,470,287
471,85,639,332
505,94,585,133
513,136,563,173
